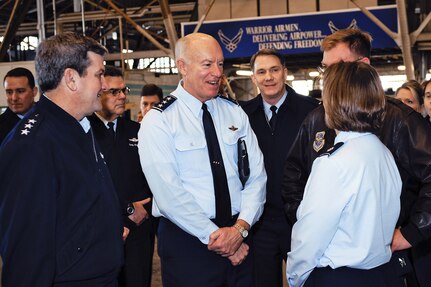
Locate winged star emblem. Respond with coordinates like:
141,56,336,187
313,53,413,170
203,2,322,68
328,19,358,34
218,28,243,53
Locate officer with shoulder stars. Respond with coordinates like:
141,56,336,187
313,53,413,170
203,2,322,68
138,32,266,287
0,32,124,286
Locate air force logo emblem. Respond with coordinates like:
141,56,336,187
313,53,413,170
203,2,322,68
328,19,358,33
218,28,243,53
313,131,325,152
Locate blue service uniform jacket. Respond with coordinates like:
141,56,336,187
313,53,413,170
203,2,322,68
88,114,151,230
240,85,319,219
0,96,124,286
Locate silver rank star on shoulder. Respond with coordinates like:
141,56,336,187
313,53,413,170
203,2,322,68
21,129,30,135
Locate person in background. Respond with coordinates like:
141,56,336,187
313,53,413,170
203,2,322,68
0,32,124,286
240,48,318,287
282,28,431,287
394,80,424,114
0,67,38,144
88,65,153,287
287,61,403,287
422,79,431,121
136,110,143,122
140,83,163,117
138,32,266,287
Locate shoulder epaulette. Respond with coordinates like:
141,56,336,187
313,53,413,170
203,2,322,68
319,142,344,157
218,95,239,105
153,95,177,112
16,113,43,138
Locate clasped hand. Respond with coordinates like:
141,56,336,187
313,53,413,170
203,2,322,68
208,226,248,265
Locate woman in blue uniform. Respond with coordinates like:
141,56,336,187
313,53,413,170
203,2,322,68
287,61,403,287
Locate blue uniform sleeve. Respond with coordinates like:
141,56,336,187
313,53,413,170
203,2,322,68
237,108,266,226
138,110,219,244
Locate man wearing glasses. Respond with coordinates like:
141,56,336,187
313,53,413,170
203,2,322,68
88,65,153,287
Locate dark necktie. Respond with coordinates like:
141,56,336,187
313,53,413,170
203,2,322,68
202,103,232,227
107,121,116,141
269,105,277,130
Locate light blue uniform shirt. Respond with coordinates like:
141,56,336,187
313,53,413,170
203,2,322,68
286,131,401,287
138,81,267,244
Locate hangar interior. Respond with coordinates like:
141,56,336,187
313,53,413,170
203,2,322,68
0,0,431,120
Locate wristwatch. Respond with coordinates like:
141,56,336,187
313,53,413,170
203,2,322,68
233,223,248,239
126,203,135,215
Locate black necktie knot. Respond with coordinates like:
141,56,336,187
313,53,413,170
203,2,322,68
202,103,209,112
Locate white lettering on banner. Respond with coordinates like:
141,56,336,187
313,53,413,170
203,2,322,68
289,30,323,40
252,33,288,42
274,23,300,32
259,42,293,50
293,39,322,48
245,26,273,34
244,22,326,51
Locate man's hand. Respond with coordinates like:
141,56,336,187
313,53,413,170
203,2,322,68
391,228,412,252
208,227,243,257
123,227,130,241
228,243,249,266
128,197,151,225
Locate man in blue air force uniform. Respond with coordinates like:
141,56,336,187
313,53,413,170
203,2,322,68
138,33,267,287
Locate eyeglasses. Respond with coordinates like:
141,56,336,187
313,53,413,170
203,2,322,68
104,87,130,96
317,57,365,74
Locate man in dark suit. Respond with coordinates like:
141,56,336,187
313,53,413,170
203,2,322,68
0,67,37,144
88,65,153,287
240,48,319,287
0,32,124,286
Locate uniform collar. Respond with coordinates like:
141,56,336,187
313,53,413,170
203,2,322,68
262,90,287,119
94,112,118,130
173,80,216,118
335,131,372,144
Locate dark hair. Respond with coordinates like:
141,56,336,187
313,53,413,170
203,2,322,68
4,67,35,89
396,80,424,105
141,84,163,101
322,61,385,133
104,65,123,78
250,48,285,71
35,32,108,93
321,29,372,59
421,79,431,95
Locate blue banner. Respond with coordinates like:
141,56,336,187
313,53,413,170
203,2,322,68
181,5,398,58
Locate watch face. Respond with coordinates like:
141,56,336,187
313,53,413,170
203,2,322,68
127,205,135,215
242,230,249,238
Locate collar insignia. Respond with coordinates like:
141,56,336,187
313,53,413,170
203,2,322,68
313,131,325,152
228,126,238,131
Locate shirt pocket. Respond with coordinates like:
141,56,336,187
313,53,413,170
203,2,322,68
174,136,207,177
